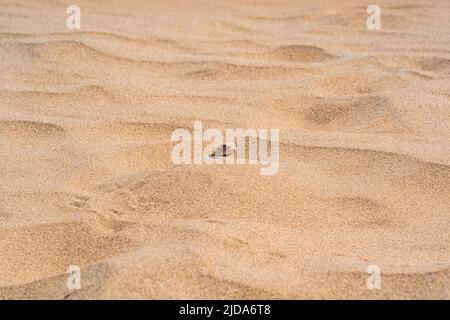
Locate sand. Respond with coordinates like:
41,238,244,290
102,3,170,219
0,0,449,299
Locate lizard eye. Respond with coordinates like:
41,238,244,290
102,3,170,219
210,144,235,158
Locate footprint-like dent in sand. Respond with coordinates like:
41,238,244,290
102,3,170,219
417,57,450,74
272,45,334,62
303,95,410,133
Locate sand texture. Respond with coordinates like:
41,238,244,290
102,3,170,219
0,0,449,299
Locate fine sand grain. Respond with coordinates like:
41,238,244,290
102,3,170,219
0,0,449,299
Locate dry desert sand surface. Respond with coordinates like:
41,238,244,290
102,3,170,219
0,0,449,299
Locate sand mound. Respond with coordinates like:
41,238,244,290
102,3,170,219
0,120,66,144
0,222,130,286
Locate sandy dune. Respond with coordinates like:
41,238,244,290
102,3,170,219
0,0,449,299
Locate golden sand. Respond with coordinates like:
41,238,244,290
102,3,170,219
0,0,449,299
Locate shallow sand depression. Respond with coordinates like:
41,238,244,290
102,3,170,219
0,0,449,299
